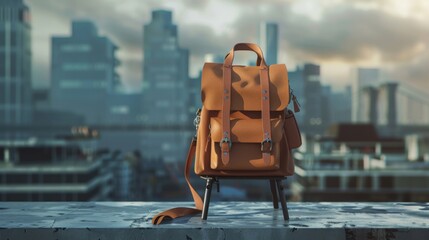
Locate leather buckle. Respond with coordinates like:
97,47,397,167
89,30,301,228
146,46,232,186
219,137,232,149
261,138,272,152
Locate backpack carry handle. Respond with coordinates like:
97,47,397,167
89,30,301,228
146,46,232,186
224,43,267,67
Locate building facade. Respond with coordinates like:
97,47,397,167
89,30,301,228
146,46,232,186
360,86,378,124
0,0,32,125
259,22,278,65
141,10,191,162
0,138,119,201
329,86,352,124
351,68,380,123
51,21,120,125
303,64,323,133
292,125,429,202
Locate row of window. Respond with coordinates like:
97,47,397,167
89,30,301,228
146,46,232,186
0,7,30,23
0,52,30,77
0,185,102,201
59,80,108,89
60,44,91,52
0,170,100,184
61,62,108,71
299,175,429,189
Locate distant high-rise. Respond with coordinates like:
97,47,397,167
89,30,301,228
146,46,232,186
141,10,190,162
329,86,352,124
396,83,429,125
0,0,32,125
288,63,324,134
378,82,398,128
288,66,305,124
303,64,323,132
259,23,278,65
351,68,380,123
360,86,378,124
50,21,120,124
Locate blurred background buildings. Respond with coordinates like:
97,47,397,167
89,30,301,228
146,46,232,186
0,0,428,201
0,0,32,125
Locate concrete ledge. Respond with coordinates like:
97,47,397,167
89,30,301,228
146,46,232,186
0,202,428,239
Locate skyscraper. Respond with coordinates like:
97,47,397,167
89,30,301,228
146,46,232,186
329,86,352,124
50,21,120,124
378,82,398,128
288,66,305,124
259,23,278,65
360,86,378,124
141,10,190,162
0,0,32,125
289,63,324,134
303,63,323,133
351,68,380,123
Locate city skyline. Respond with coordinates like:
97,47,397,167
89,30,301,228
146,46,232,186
2,0,429,207
26,0,429,92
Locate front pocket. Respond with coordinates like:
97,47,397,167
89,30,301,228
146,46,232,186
210,117,284,171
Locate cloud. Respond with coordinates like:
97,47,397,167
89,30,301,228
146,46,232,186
27,0,161,88
26,0,429,89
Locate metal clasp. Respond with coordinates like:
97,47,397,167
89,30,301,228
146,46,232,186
219,137,232,149
261,138,272,152
193,108,201,130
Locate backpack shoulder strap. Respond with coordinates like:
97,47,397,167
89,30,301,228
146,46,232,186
152,138,203,224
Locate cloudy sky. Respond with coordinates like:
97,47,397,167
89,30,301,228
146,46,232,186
27,0,429,91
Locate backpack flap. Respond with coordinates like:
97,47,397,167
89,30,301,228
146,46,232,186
201,63,290,111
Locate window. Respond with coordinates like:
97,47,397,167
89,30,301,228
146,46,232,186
94,63,107,70
62,63,91,71
307,75,320,82
10,30,16,47
0,30,5,46
61,44,91,52
60,80,83,88
10,52,16,77
380,176,393,189
0,52,5,77
111,106,129,114
0,83,5,104
155,82,174,88
326,176,340,188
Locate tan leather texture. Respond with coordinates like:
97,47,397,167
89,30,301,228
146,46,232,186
152,43,302,225
194,42,301,177
195,108,296,177
210,117,284,143
201,63,290,111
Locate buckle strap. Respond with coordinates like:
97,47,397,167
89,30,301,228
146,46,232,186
152,138,202,225
221,63,232,165
261,138,273,152
260,66,272,166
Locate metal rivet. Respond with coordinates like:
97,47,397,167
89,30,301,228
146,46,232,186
224,89,229,94
264,96,268,100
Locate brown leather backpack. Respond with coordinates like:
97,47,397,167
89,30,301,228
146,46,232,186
152,43,302,224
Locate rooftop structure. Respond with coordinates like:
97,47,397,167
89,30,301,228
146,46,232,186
292,124,429,201
0,137,119,201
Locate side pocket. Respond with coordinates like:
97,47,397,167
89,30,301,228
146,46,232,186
284,110,302,149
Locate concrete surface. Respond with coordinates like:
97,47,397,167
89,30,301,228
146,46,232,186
0,202,428,239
